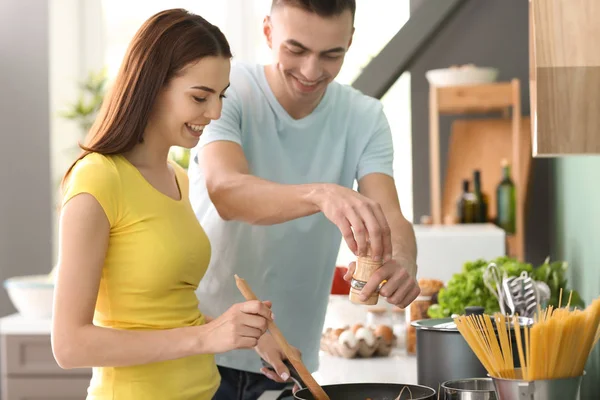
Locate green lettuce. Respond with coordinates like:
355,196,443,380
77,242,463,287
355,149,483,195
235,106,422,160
427,256,585,318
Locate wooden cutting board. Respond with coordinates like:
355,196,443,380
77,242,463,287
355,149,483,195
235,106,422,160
442,117,532,223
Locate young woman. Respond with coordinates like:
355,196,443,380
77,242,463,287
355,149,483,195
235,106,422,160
51,9,273,400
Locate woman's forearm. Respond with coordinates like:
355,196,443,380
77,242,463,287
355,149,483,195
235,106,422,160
52,323,212,369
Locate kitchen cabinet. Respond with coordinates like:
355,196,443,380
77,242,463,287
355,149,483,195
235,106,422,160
529,0,600,155
2,377,91,400
0,315,91,400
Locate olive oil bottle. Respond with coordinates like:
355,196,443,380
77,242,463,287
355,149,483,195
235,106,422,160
472,170,488,223
496,159,516,233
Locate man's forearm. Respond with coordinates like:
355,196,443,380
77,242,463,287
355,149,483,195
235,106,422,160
389,213,418,278
208,173,323,225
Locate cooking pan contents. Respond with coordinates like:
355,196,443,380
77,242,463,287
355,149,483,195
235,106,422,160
454,291,600,380
358,385,413,400
360,385,414,400
394,385,413,399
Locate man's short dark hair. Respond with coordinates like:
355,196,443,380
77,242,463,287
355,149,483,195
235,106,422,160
271,0,356,22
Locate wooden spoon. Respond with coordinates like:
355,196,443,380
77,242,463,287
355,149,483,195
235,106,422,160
234,274,330,400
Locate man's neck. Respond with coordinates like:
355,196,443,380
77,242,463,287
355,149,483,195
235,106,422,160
263,64,325,120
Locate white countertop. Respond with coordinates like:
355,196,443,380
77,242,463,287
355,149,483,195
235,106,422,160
314,348,417,385
0,313,52,334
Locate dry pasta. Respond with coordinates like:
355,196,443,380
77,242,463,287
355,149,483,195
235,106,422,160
454,292,600,381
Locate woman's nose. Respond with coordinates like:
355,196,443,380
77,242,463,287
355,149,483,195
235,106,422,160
204,99,222,121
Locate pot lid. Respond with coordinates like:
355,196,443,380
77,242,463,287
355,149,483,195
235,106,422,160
411,314,534,332
411,317,460,332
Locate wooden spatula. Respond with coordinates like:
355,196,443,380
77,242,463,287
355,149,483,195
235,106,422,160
234,274,330,400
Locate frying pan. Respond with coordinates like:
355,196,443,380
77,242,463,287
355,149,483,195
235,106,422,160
262,359,437,400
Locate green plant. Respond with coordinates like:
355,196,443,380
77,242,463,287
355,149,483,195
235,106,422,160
60,68,108,134
427,256,585,318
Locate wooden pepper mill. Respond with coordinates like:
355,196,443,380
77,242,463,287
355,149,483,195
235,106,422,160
349,253,382,305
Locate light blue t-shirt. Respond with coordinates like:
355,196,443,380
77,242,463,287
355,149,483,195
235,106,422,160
188,62,394,374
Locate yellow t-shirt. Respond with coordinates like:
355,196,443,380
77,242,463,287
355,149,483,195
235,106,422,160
62,152,220,400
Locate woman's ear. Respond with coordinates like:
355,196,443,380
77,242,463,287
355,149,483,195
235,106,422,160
263,16,273,49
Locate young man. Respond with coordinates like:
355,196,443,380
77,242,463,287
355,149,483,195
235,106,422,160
189,1,420,398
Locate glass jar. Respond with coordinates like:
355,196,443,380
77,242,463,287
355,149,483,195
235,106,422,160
406,295,433,354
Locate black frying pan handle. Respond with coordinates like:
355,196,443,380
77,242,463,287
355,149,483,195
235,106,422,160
260,358,306,390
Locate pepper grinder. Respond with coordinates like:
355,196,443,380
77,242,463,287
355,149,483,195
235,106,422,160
349,253,382,305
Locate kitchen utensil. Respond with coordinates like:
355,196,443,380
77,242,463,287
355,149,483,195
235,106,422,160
441,378,497,400
491,370,584,400
262,358,436,400
411,307,532,391
534,281,551,308
483,263,507,314
502,271,538,317
234,275,330,400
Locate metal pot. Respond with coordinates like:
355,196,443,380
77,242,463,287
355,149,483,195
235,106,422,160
441,378,497,400
491,370,585,400
411,307,532,391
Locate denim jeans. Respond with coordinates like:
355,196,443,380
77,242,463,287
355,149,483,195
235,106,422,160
213,365,289,400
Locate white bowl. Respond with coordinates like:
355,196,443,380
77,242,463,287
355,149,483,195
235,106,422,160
3,275,55,319
425,65,499,87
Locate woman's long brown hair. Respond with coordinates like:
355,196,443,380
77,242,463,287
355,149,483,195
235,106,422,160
61,8,231,188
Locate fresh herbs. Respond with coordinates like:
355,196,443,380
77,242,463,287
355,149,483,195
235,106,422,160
427,256,585,318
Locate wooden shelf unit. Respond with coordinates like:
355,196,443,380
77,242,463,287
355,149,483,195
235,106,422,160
428,80,525,261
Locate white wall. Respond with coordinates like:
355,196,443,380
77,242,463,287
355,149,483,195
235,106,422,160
0,0,52,316
1,1,52,394
49,0,106,263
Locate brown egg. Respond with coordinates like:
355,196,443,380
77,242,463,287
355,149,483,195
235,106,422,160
351,323,363,334
374,325,395,343
333,328,346,338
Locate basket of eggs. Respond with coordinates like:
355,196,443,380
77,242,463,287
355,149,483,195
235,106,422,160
320,324,396,359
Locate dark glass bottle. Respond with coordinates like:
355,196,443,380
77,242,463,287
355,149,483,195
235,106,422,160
472,170,488,223
457,180,477,223
496,160,516,233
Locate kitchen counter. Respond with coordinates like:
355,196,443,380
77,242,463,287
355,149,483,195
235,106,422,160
1,314,418,400
315,348,416,385
0,313,52,335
